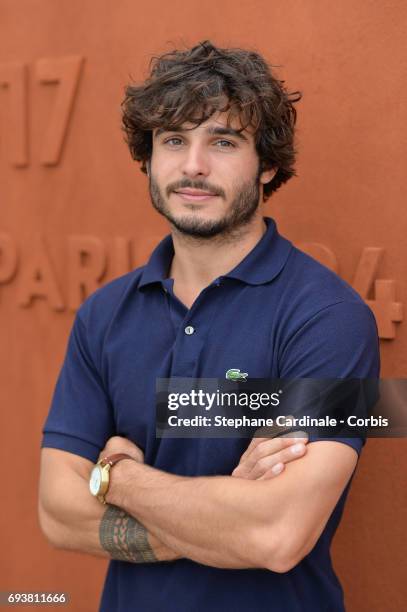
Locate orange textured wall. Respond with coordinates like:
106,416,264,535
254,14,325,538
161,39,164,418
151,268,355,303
1,1,406,610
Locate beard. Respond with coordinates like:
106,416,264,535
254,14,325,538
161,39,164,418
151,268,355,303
148,170,261,240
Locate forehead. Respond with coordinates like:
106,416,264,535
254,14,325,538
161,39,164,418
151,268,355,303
153,110,255,141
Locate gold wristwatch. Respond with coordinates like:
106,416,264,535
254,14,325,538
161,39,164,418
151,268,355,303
89,453,134,504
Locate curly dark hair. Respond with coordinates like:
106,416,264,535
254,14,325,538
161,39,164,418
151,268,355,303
121,40,302,200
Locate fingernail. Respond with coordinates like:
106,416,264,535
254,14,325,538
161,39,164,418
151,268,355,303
272,463,284,474
291,443,305,454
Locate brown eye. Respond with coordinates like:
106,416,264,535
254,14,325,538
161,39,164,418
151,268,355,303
215,140,235,148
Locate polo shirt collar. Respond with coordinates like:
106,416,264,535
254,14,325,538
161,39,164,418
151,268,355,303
138,216,292,289
225,217,293,285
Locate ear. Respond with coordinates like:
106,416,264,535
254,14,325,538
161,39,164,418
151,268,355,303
260,167,277,185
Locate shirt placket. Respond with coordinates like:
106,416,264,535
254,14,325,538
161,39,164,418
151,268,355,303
162,279,224,377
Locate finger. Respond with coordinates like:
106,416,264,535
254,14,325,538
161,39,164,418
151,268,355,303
258,463,286,480
238,415,298,463
232,438,288,477
245,442,308,480
259,462,286,480
238,436,267,464
233,432,308,477
240,439,308,480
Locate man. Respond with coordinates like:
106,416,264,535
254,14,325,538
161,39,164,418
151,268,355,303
39,41,380,611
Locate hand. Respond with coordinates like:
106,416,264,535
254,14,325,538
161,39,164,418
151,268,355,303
232,419,309,480
98,435,144,464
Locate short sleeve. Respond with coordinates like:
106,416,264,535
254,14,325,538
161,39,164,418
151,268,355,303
41,310,116,463
279,300,380,456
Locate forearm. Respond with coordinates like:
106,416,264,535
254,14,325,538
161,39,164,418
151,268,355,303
39,469,181,562
106,443,358,573
39,477,107,558
108,461,278,570
100,504,180,562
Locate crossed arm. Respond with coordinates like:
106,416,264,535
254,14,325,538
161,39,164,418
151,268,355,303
38,436,358,573
38,431,306,564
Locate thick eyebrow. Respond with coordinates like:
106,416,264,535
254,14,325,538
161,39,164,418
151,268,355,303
206,126,249,142
154,126,249,142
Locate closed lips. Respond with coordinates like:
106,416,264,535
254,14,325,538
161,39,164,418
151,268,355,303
173,188,219,201
174,189,217,196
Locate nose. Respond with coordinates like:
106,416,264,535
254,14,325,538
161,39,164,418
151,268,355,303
180,143,210,178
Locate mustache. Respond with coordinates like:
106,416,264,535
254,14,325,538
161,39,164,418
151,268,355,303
166,179,225,199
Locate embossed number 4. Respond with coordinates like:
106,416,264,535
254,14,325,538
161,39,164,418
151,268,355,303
297,242,402,340
352,247,403,340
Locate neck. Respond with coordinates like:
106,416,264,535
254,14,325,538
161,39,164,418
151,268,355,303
168,212,267,289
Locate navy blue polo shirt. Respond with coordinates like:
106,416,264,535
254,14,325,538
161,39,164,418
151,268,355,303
41,217,380,612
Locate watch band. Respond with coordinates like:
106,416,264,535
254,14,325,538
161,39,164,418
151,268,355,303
99,452,135,467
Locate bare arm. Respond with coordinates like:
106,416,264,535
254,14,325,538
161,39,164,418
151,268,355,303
38,448,179,562
38,433,307,563
106,440,359,573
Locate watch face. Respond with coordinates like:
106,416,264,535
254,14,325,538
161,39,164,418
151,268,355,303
89,466,102,496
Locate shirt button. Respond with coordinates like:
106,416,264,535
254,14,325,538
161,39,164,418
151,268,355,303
184,325,195,335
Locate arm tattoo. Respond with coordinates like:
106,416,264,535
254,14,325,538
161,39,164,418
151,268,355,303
99,504,158,563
